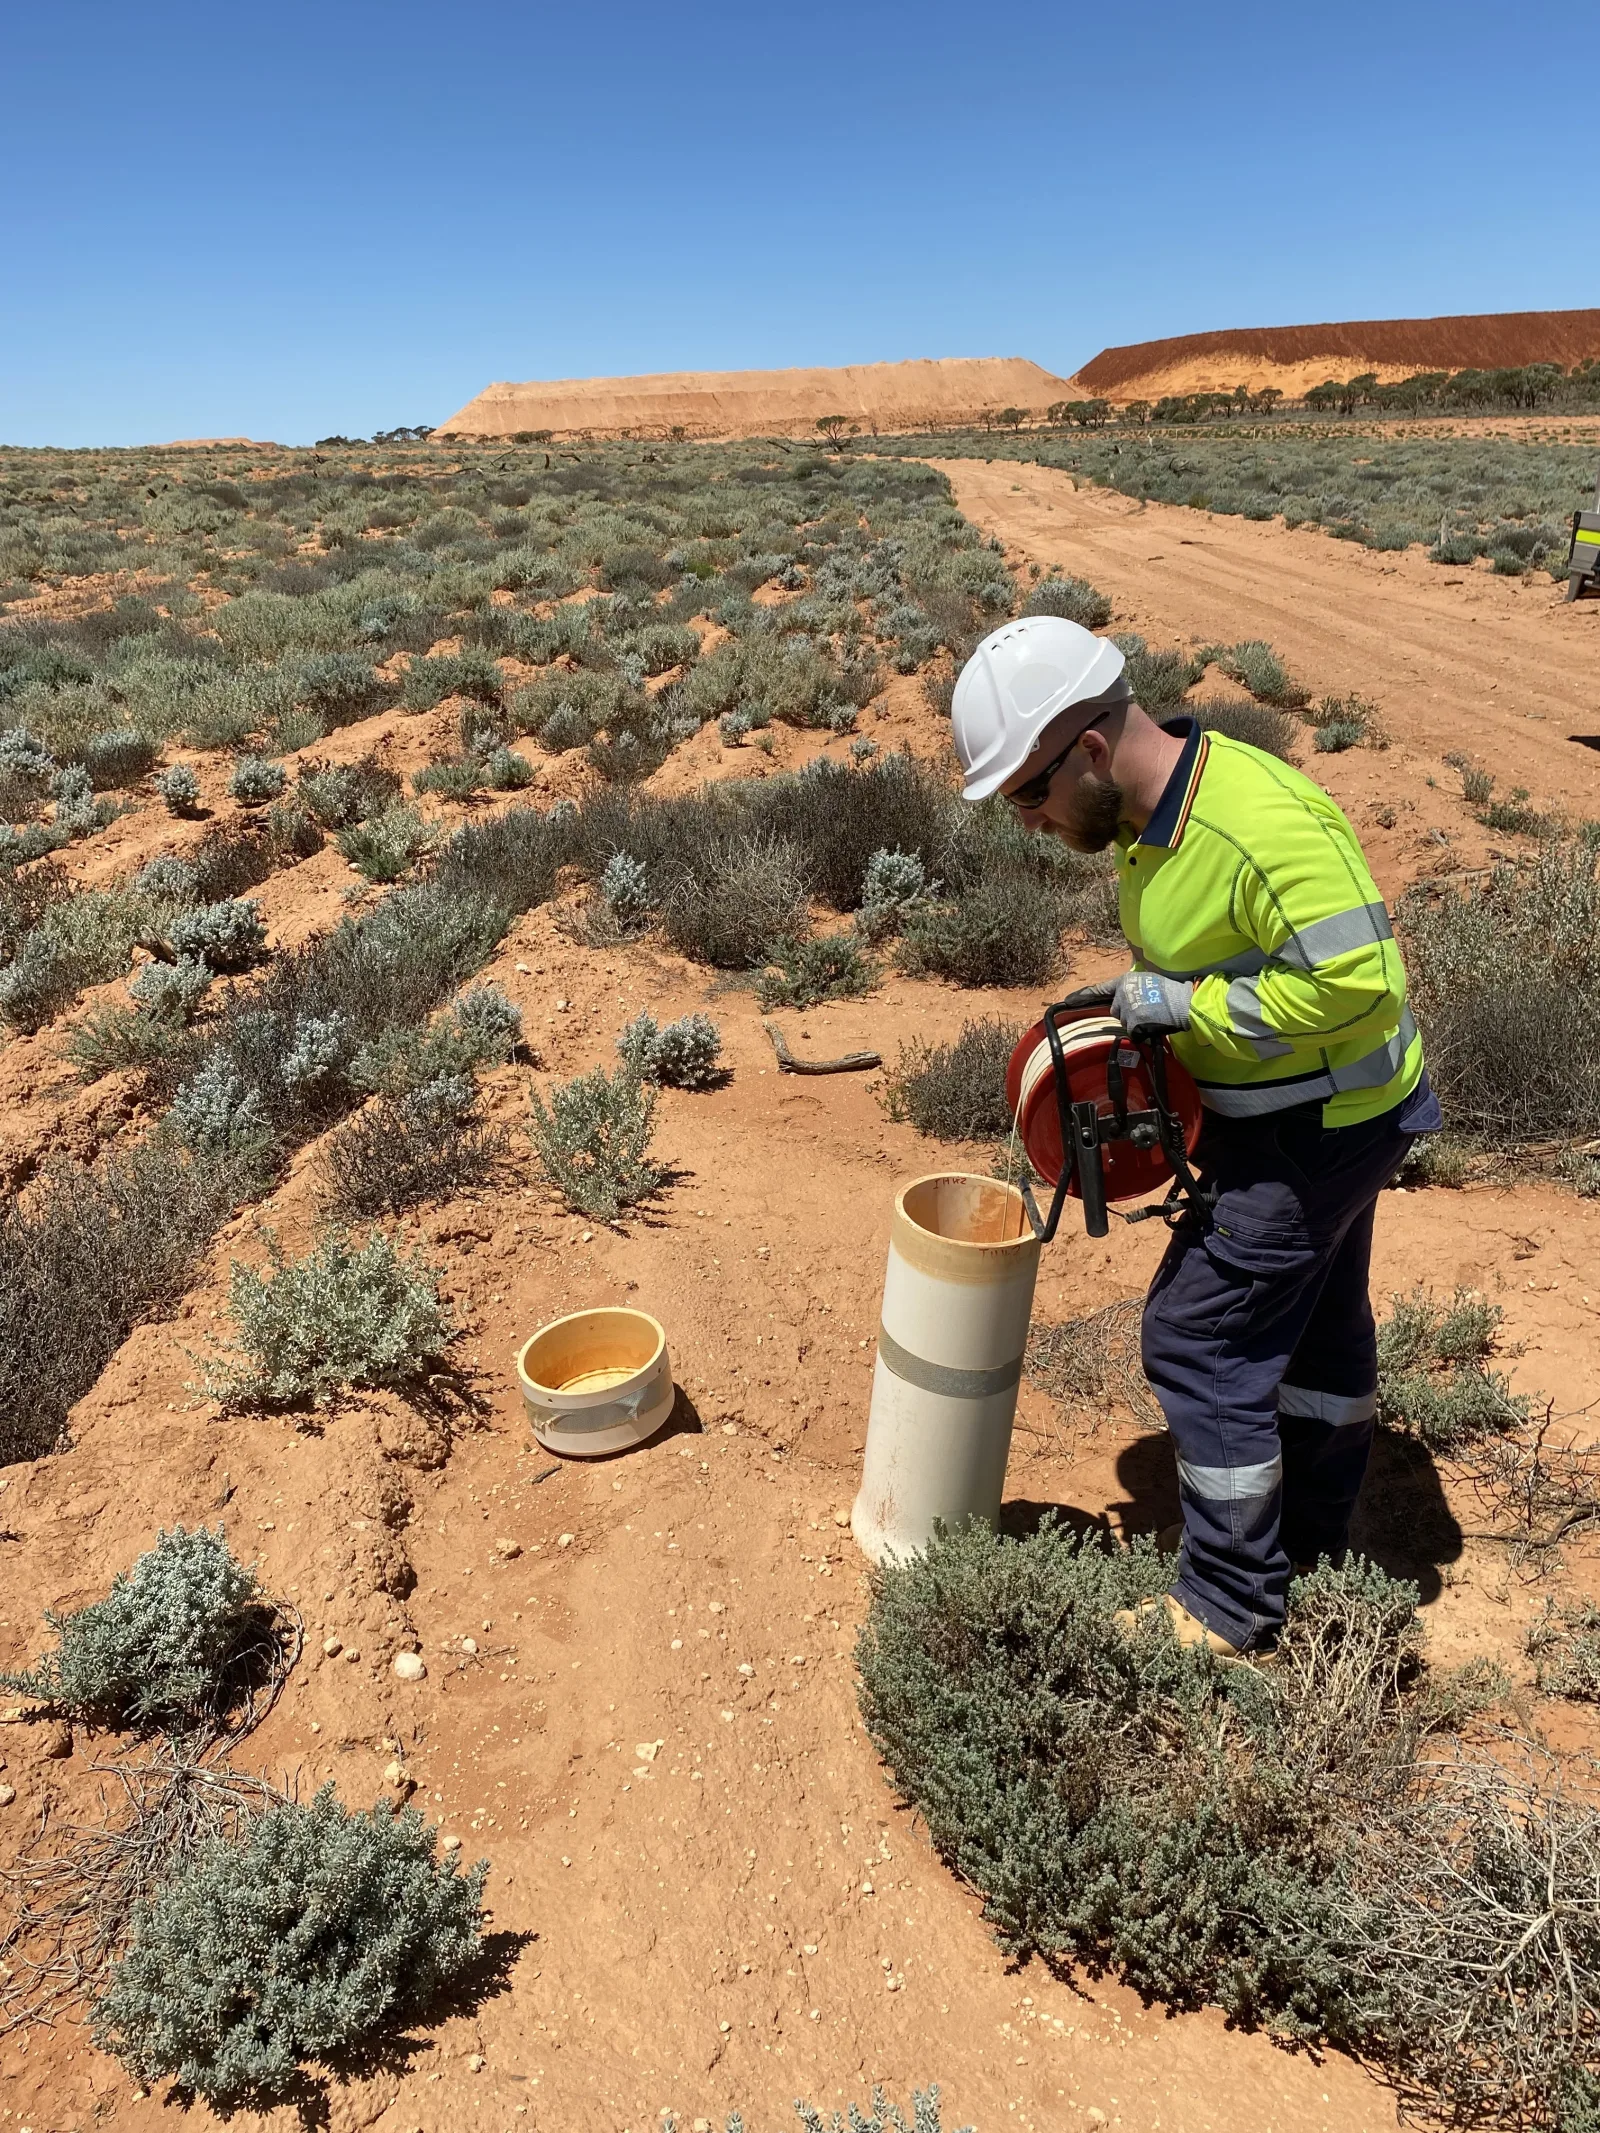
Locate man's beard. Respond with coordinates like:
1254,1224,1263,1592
1052,773,1125,852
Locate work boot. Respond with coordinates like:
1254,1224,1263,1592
1111,1592,1245,1660
1154,1521,1183,1556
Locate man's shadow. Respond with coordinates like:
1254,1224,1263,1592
1004,1423,1463,1602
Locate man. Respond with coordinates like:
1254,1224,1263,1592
951,615,1440,1656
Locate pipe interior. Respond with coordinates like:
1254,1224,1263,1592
901,1174,1029,1246
523,1309,663,1395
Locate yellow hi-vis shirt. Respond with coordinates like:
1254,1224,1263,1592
1116,719,1424,1126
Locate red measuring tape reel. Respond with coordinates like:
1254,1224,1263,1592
1005,988,1205,1241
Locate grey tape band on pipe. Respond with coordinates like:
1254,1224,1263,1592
875,1325,1025,1401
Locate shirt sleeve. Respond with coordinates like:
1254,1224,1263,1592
1183,854,1407,1064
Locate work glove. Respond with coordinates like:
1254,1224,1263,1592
1112,968,1193,1035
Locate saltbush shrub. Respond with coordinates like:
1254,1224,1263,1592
338,805,435,883
860,1523,1412,2025
599,851,653,935
204,1228,456,1408
899,873,1064,987
67,998,188,1080
886,1019,1020,1139
297,756,401,829
0,1136,241,1464
92,1786,487,2108
1528,1600,1600,1702
1118,640,1202,710
858,1519,1597,2121
616,1010,724,1090
170,1056,278,1167
1375,1286,1530,1448
528,1067,665,1221
0,1525,261,1731
168,897,266,971
84,728,158,789
667,2092,967,2133
1213,639,1308,709
1398,841,1600,1147
482,745,533,790
757,931,875,1009
131,955,214,1020
318,1095,510,1219
228,756,288,807
856,846,935,942
401,647,503,712
1189,696,1298,760
1022,573,1112,629
663,832,812,969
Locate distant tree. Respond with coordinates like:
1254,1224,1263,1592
996,407,1027,432
1124,399,1153,426
1304,380,1341,413
815,414,858,451
669,425,687,443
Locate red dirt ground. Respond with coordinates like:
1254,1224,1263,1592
3,473,1599,2133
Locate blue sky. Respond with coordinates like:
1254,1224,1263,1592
5,0,1598,446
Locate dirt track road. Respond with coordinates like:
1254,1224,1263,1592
929,457,1600,816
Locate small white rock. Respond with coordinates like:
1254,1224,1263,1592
495,1537,522,1560
634,1740,659,1762
557,1532,575,1549
383,1759,406,1786
461,1637,478,1656
392,1652,427,1682
0,1783,15,1807
467,2053,485,2072
440,1831,462,1852
343,1646,361,1664
321,1636,343,1658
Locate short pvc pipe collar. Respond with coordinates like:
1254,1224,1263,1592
516,1307,674,1458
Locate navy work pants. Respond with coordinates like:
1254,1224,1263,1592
1139,1077,1437,1650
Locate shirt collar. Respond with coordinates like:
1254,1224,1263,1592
1135,716,1207,850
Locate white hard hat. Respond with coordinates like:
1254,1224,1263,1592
951,616,1127,801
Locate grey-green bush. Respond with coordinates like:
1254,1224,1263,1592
528,1066,665,1221
667,2091,969,2133
1022,573,1112,629
1528,1600,1600,1701
899,874,1065,987
92,1785,487,2108
858,1519,1596,2123
887,1019,1020,1140
155,762,201,815
338,805,435,883
317,1095,510,1220
1189,696,1299,760
228,756,287,806
1376,1285,1531,1448
0,1525,261,1731
663,832,812,969
168,897,266,972
616,1010,724,1089
757,931,875,1010
1213,639,1308,709
1397,842,1600,1147
204,1228,456,1408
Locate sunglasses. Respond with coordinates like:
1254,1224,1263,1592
1002,710,1111,810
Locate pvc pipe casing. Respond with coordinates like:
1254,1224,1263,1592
852,1174,1042,1563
